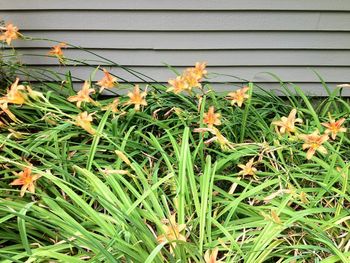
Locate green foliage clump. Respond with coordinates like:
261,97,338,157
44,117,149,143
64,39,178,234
0,22,350,263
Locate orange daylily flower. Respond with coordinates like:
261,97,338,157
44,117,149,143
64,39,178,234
125,85,147,111
227,86,250,107
0,23,20,45
167,76,189,94
183,70,202,90
102,98,119,113
10,167,41,197
97,68,118,93
0,78,26,105
272,109,303,135
157,213,186,253
204,247,224,263
203,106,221,128
74,111,96,135
67,81,96,108
321,117,346,140
192,61,207,80
299,130,329,160
0,78,27,123
194,127,234,150
48,42,67,63
238,158,257,177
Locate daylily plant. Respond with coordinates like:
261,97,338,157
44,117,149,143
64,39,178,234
1,21,350,263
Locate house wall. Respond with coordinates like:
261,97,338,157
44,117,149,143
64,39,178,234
1,0,350,95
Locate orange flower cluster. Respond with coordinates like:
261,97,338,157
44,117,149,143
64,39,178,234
167,62,207,94
66,82,147,133
237,112,347,174
272,109,346,160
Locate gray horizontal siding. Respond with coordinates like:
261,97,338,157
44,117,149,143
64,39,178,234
13,31,350,50
2,0,350,11
1,11,350,31
1,0,350,95
9,49,350,66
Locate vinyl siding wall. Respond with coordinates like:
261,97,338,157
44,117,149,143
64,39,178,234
1,0,350,95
